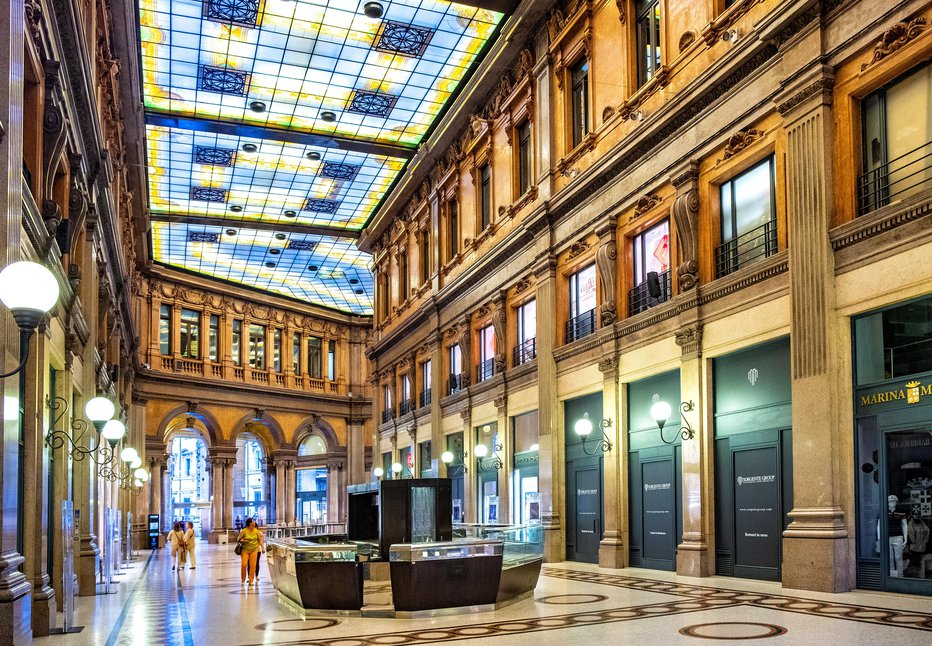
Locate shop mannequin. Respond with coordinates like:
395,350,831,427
879,495,909,577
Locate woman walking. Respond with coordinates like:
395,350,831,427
236,518,264,585
184,521,196,569
167,522,185,571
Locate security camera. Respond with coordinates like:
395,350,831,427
141,363,150,370
721,29,741,43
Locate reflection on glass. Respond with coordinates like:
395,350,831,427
884,430,932,582
410,486,437,543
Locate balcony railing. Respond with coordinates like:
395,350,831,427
858,139,932,215
476,358,495,382
381,408,396,424
628,270,672,316
448,373,464,395
419,389,432,408
715,219,777,278
565,308,596,344
513,337,537,366
399,398,414,416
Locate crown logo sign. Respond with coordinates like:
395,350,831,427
906,381,921,405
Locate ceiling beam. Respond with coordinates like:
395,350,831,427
454,0,521,12
151,213,361,240
145,113,416,161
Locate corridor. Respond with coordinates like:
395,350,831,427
35,544,932,646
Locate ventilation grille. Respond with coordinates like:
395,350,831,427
715,552,734,576
857,560,882,590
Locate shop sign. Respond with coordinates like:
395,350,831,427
859,380,932,409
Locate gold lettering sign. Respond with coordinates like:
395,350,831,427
859,381,930,407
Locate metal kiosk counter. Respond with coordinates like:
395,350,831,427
265,538,363,613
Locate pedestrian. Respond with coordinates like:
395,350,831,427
235,516,243,531
254,520,265,580
184,521,196,570
236,517,264,585
167,522,185,572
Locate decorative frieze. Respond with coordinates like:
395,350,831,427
566,239,590,260
633,193,662,217
860,17,927,72
722,129,763,160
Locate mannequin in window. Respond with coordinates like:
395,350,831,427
879,495,908,577
906,514,931,578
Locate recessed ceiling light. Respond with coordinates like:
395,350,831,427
274,233,286,240
355,289,365,294
241,143,258,153
249,100,267,113
265,261,276,268
229,205,243,212
226,229,237,236
283,210,297,217
349,278,359,284
307,265,318,271
269,248,281,255
306,151,321,161
363,2,384,19
320,111,337,122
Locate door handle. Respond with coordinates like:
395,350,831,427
593,518,597,533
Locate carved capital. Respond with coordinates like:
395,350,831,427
597,356,617,377
674,326,702,357
493,395,507,412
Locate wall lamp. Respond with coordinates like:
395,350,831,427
373,466,384,480
0,262,60,378
391,461,403,478
102,447,148,495
45,395,123,465
574,413,614,455
441,448,468,475
474,443,503,471
651,400,696,445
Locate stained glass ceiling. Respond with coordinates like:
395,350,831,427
137,0,506,314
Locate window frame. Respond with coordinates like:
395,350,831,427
716,154,778,277
208,314,220,362
159,304,171,356
447,199,460,261
179,308,200,359
480,163,492,231
232,319,243,366
517,120,533,196
307,335,323,379
570,60,590,149
248,323,266,370
327,340,336,381
635,0,662,88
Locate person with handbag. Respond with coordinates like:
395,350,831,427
167,522,185,572
235,517,264,585
183,521,197,569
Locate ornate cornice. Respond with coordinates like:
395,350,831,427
722,129,764,161
776,77,834,116
860,17,927,72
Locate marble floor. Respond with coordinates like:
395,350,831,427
34,544,932,645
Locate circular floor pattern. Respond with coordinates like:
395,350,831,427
679,622,787,640
255,618,340,632
537,593,608,605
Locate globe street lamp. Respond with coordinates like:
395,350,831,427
0,262,60,378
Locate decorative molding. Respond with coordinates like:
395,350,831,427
678,31,696,52
614,0,625,24
514,276,533,295
776,77,834,116
596,240,617,326
860,17,927,72
634,193,663,217
830,189,932,252
700,0,764,46
597,356,617,376
556,131,597,174
674,326,702,357
672,188,700,291
721,128,764,160
617,66,670,121
566,239,590,260
671,165,700,189
493,395,507,412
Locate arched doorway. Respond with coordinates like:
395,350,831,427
168,429,210,538
233,431,267,525
296,435,328,524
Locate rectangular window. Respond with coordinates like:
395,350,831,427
273,329,282,372
383,385,393,410
480,164,492,230
517,120,532,195
159,305,171,355
420,230,430,284
293,333,301,373
860,63,932,214
208,315,219,362
478,325,495,381
307,336,322,379
399,253,408,302
449,344,463,394
717,156,777,277
567,264,597,342
421,359,432,406
179,309,200,358
448,200,459,260
248,324,266,369
571,61,589,148
402,375,411,401
515,299,537,365
630,219,671,315
636,1,662,87
232,320,242,366
378,272,389,320
327,340,336,381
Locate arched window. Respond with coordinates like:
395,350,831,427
298,434,327,456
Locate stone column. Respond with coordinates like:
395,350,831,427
777,65,849,593
208,458,224,541
347,417,366,484
675,326,712,577
532,34,553,202
73,395,100,597
161,460,172,528
460,410,475,522
494,398,510,526
149,457,163,517
275,458,286,524
223,458,234,529
598,356,625,568
534,253,563,562
284,460,296,524
262,458,274,524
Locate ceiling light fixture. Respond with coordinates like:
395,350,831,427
269,248,281,255
349,278,359,284
306,151,321,161
249,100,267,113
283,210,297,217
229,205,243,212
265,262,276,268
308,265,318,271
241,143,258,153
363,2,384,19
320,111,337,122
274,233,286,240
226,229,237,236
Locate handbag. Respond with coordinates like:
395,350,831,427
234,541,243,556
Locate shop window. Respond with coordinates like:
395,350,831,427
208,315,219,362
447,200,459,260
327,340,336,380
716,156,777,278
448,344,463,394
477,325,495,382
179,309,199,358
159,305,171,355
307,336,322,379
420,359,432,407
570,61,589,148
232,320,243,366
860,63,932,214
566,263,597,343
636,0,662,87
480,164,492,230
515,299,537,366
419,440,432,477
248,324,266,369
272,329,282,372
629,219,671,315
292,332,301,373
517,120,532,195
512,410,540,525
854,295,932,384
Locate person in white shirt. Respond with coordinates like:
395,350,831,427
184,521,196,569
167,522,185,571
